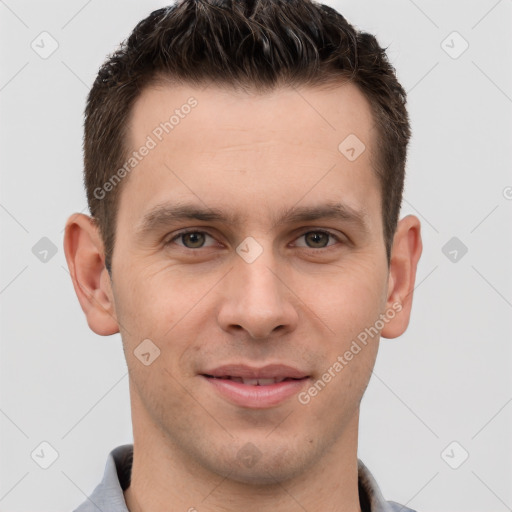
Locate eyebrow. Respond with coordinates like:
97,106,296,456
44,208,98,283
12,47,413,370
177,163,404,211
135,200,369,239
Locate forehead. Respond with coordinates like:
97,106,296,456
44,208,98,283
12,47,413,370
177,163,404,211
129,80,375,152
119,80,380,228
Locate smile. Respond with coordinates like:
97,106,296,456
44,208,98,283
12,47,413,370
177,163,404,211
204,375,302,385
200,365,311,408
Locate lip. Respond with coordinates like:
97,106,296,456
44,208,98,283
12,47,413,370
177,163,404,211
200,364,311,409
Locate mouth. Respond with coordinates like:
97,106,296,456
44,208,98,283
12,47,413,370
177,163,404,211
203,375,306,385
200,364,311,408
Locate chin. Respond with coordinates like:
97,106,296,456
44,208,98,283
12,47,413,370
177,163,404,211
207,439,315,486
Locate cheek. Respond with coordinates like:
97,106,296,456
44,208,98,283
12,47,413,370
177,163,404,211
112,265,216,377
300,260,386,405
112,260,199,334
310,260,388,340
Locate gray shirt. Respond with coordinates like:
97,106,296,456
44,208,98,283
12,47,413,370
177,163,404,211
73,444,417,512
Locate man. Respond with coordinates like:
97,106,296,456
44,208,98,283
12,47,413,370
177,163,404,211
64,0,422,511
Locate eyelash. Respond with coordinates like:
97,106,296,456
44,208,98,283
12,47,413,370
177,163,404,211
165,228,344,251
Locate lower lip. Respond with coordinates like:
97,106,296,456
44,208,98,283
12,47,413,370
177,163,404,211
202,376,310,409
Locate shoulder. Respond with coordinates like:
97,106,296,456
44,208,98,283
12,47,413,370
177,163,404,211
72,444,133,512
386,500,418,512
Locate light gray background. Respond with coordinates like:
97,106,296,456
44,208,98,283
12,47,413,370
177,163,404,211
1,1,511,511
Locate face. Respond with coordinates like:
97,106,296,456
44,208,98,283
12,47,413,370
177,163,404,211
98,82,399,483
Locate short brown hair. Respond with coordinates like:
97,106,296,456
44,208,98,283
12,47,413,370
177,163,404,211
84,0,411,273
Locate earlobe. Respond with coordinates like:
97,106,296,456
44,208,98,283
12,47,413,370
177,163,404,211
381,215,422,339
63,213,119,336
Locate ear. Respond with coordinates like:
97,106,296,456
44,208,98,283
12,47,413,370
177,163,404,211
63,213,119,336
381,215,422,339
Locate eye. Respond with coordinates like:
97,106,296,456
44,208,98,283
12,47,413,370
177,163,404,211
165,229,344,251
294,230,341,249
166,230,217,249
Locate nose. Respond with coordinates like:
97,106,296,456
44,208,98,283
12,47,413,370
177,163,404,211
217,249,299,340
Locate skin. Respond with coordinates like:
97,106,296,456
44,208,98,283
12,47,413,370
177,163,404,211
64,81,422,512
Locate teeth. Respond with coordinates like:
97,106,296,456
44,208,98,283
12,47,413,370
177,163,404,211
243,378,259,386
255,378,276,385
239,377,288,385
210,375,294,385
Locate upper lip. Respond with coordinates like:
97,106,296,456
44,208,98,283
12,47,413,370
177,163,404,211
202,364,309,379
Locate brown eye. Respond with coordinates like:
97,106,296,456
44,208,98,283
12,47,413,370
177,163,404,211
304,232,330,248
167,231,216,249
181,232,205,248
